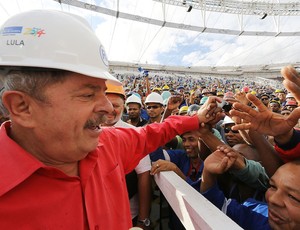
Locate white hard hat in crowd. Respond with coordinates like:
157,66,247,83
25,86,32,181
145,92,164,105
0,10,120,85
222,116,235,126
126,94,142,106
286,93,294,99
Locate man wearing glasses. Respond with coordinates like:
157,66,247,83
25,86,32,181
259,93,270,107
222,116,247,147
144,92,165,124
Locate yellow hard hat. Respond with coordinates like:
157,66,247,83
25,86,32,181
179,106,189,115
152,87,161,92
275,89,284,93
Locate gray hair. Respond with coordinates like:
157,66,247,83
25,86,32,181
0,68,70,116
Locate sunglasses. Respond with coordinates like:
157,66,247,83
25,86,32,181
224,126,239,134
146,105,160,110
261,98,269,101
281,112,291,116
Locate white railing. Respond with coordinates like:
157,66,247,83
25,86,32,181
154,171,242,230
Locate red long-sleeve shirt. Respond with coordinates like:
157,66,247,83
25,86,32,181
0,115,199,229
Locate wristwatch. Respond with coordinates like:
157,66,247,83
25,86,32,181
138,218,151,227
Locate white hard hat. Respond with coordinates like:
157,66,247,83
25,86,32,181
222,116,235,126
145,92,164,105
0,10,120,85
126,94,142,106
286,93,294,98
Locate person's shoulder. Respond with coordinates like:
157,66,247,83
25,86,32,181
116,119,135,128
167,149,186,157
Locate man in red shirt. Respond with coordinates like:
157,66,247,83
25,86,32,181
0,10,221,229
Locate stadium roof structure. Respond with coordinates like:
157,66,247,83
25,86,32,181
109,60,297,79
0,0,300,75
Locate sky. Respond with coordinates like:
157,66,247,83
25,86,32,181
0,0,299,69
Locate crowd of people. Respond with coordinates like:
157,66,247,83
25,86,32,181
1,9,300,230
113,67,298,229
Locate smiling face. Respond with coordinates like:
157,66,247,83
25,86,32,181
17,73,113,163
266,161,300,230
182,131,200,159
105,93,125,125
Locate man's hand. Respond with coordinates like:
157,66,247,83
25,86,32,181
196,124,213,138
150,159,177,175
150,159,187,180
166,95,183,111
282,65,300,103
204,146,236,175
234,91,250,106
217,145,245,171
230,93,300,137
201,145,236,192
197,96,223,124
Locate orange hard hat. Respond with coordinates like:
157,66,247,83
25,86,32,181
106,83,125,98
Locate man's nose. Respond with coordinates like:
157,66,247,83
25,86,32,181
95,96,114,114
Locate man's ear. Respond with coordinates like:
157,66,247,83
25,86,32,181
2,91,35,127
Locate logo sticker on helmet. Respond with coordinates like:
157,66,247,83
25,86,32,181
99,45,109,67
2,26,23,36
23,28,46,37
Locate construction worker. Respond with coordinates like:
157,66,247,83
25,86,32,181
0,9,222,229
144,92,165,124
125,94,148,127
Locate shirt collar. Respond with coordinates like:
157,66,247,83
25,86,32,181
0,122,44,196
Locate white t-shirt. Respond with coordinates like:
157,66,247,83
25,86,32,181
114,120,151,218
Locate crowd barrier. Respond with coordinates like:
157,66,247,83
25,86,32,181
154,171,242,230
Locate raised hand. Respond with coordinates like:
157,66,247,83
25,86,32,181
197,96,223,124
166,95,183,111
230,93,300,136
201,146,236,192
234,91,250,106
282,65,300,103
204,146,236,175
